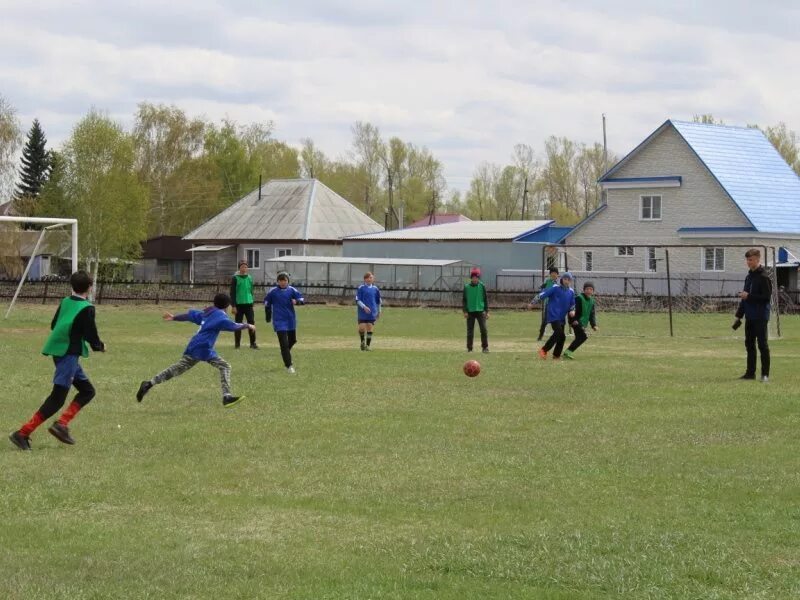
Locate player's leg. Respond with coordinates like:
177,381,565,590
477,313,488,352
359,322,367,350
137,355,199,402
755,320,770,380
565,324,587,358
466,313,476,351
234,305,245,348
277,331,293,370
49,364,96,444
244,304,257,348
552,321,567,358
365,322,375,349
743,320,756,378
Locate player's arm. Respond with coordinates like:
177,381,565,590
375,288,381,318
171,309,201,324
356,286,370,314
590,304,597,329
74,305,105,352
292,288,305,305
482,284,489,318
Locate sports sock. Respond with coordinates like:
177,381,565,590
19,412,44,436
57,401,82,426
366,332,373,346
359,332,365,342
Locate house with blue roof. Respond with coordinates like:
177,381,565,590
564,119,800,290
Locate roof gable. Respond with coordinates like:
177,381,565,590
601,120,800,233
184,179,383,241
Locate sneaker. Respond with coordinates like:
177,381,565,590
467,348,473,353
136,380,153,402
761,376,769,383
287,366,296,374
9,430,31,451
739,374,756,380
482,348,490,354
234,345,241,350
223,394,245,408
538,349,547,360
563,350,574,360
552,355,561,361
249,344,259,350
48,422,75,445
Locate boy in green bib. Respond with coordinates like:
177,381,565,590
564,282,598,359
9,271,106,450
229,260,258,349
463,268,489,353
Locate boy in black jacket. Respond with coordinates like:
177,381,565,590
563,282,597,359
733,248,772,382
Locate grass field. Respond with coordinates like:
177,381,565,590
2,303,799,599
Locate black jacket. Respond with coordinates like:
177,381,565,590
736,266,772,321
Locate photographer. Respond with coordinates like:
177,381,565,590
733,248,772,382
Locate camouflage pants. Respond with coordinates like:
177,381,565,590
152,354,232,397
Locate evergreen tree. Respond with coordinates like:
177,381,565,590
15,119,51,203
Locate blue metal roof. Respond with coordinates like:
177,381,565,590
603,176,682,184
670,120,800,233
514,225,573,243
677,226,756,233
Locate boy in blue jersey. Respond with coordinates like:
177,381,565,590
264,272,305,373
136,293,253,407
530,271,576,360
356,271,381,351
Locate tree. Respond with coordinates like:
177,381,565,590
693,114,724,125
0,95,22,202
351,121,383,217
512,144,538,219
764,122,800,176
37,110,148,279
465,162,498,220
542,136,580,221
300,138,328,179
576,143,607,217
14,119,51,213
133,103,207,236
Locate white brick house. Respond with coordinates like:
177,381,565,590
564,120,800,291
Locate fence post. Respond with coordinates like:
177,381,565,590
42,279,49,305
771,246,781,338
155,281,161,305
97,280,104,305
665,249,674,337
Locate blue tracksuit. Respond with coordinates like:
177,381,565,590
537,284,576,324
264,286,305,332
356,284,381,322
174,306,246,361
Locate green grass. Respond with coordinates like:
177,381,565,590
2,304,799,599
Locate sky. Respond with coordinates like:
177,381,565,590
1,0,799,193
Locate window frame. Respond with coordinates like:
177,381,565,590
275,248,292,258
640,195,662,221
244,248,261,269
646,247,657,272
702,247,725,272
615,245,635,257
584,251,593,272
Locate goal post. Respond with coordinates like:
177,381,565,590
540,243,781,338
1,216,78,319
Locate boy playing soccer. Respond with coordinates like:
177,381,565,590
537,267,559,341
230,260,258,349
264,272,305,373
136,293,253,407
463,267,490,353
10,270,105,450
563,281,598,359
531,271,575,360
356,271,381,351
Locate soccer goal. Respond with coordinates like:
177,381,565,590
540,243,781,337
0,216,78,319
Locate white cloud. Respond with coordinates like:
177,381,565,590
1,0,798,193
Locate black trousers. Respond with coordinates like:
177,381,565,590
234,304,256,347
538,302,548,339
744,319,770,377
567,323,588,352
542,320,566,357
276,330,297,368
466,312,488,350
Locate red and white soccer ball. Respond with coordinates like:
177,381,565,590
463,359,481,378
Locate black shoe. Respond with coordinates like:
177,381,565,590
249,343,259,350
223,394,245,408
48,422,75,445
136,380,153,402
482,348,490,353
739,374,756,380
9,430,31,451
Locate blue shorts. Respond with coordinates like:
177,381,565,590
52,355,90,388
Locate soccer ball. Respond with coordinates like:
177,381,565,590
463,359,481,377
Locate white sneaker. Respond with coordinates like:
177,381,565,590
287,366,296,374
761,376,769,383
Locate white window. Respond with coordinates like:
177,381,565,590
616,246,635,257
646,247,657,272
640,195,662,220
245,248,260,269
276,248,292,258
703,247,725,272
584,251,593,272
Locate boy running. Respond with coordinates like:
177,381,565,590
10,271,105,450
264,272,305,373
136,293,252,407
356,272,381,351
537,267,559,341
564,281,598,359
531,271,575,360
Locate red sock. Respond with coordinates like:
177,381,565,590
58,401,82,426
19,412,45,437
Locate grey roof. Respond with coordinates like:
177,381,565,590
266,255,467,267
184,179,384,242
345,220,553,241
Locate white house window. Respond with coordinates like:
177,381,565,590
703,247,725,271
616,246,635,257
640,195,662,220
245,248,260,269
584,251,593,272
646,247,657,272
276,248,292,258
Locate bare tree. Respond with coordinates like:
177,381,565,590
0,95,22,201
512,143,539,219
351,121,383,217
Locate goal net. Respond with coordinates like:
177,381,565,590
0,216,78,318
